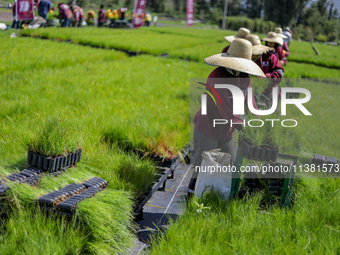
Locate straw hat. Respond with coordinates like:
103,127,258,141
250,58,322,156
224,27,250,43
204,39,265,77
274,27,288,39
262,32,283,45
245,34,274,55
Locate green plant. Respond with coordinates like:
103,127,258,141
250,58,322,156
150,180,340,254
241,116,269,147
76,189,136,254
25,118,83,157
0,208,85,255
317,34,327,42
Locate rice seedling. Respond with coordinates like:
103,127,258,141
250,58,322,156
24,118,84,157
150,179,340,254
288,42,340,69
0,33,127,76
19,27,213,56
76,189,136,255
0,208,85,255
240,113,269,147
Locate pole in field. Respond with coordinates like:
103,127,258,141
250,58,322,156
222,0,228,30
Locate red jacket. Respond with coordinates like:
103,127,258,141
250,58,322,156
255,52,284,96
74,5,84,19
282,42,290,57
194,67,257,140
98,8,106,23
59,3,72,19
255,52,284,80
273,45,287,65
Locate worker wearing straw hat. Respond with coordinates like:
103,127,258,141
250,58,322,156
222,27,250,53
189,39,265,193
283,27,293,45
262,32,287,66
246,34,284,105
275,27,290,57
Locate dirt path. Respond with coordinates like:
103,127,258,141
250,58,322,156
0,11,12,21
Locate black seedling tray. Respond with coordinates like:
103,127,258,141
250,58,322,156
287,92,300,99
27,149,82,172
240,138,278,162
38,177,108,215
57,186,102,212
39,183,86,207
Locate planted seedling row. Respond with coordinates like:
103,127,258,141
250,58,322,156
27,149,82,172
38,177,108,214
134,146,190,220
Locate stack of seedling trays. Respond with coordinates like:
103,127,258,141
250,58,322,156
27,149,82,172
134,146,190,220
38,177,108,217
0,149,83,198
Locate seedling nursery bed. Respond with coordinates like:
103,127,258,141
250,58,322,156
0,149,83,217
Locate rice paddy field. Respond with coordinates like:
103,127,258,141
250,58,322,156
0,26,339,254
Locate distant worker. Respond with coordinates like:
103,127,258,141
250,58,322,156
58,2,72,27
76,5,84,27
71,5,83,27
38,0,52,20
145,11,152,27
262,32,287,66
98,4,106,27
86,10,95,25
283,27,293,45
275,27,290,57
119,7,127,20
11,2,20,28
153,15,158,26
222,27,250,53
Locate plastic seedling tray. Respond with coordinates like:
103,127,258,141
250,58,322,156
27,151,34,165
27,149,82,172
313,154,325,167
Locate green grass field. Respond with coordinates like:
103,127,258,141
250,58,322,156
0,26,339,254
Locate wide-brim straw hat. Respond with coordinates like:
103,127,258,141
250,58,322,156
224,27,250,43
245,34,274,55
275,27,288,39
204,38,265,77
262,32,283,45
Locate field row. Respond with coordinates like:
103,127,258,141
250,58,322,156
19,27,340,70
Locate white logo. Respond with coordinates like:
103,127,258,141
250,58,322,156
19,1,30,12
